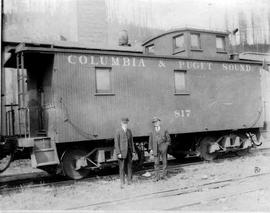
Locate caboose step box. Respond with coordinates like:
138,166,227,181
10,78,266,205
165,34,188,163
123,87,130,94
30,137,59,168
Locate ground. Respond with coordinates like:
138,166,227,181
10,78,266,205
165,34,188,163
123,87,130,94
0,143,270,211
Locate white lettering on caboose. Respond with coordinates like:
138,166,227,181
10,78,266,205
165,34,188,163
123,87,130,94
67,55,254,72
67,55,145,67
178,61,213,70
222,63,251,72
178,60,251,72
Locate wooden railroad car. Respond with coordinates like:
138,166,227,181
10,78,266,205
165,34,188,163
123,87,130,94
1,28,265,179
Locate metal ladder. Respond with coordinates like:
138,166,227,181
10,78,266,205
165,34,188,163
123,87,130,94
16,52,30,138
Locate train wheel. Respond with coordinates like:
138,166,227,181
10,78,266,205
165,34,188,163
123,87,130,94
0,152,13,173
199,137,218,161
250,132,262,146
236,134,251,156
62,149,91,180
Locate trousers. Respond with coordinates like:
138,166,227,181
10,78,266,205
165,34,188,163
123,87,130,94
118,151,132,185
154,142,168,178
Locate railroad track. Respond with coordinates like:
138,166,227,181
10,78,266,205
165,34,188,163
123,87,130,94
0,157,197,194
0,147,269,195
73,172,270,211
168,180,269,210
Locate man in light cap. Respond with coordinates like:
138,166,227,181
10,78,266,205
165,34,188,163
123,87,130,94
114,117,136,188
149,117,171,181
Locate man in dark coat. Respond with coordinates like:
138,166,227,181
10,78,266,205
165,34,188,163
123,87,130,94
149,117,171,181
114,118,136,188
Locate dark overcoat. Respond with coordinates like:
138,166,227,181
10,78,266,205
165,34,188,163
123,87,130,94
149,127,171,156
114,128,135,159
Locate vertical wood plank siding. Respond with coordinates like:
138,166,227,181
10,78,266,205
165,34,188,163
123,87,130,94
52,53,263,143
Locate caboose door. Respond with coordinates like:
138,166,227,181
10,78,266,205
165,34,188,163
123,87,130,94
37,87,46,136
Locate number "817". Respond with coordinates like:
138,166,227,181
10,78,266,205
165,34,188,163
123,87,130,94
174,109,191,118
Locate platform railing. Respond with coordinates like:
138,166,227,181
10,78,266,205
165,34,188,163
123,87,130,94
5,110,14,136
18,107,30,138
5,104,18,136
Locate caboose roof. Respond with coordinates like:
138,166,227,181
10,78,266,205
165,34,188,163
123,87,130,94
239,52,270,62
142,27,229,46
3,39,143,54
4,40,263,68
3,40,143,68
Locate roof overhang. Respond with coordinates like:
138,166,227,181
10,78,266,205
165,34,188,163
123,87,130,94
4,42,263,69
3,41,144,68
239,52,270,63
3,40,143,54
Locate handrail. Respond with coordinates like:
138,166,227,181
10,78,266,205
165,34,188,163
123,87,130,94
5,104,18,136
18,107,30,138
27,107,30,138
5,111,11,136
5,105,31,138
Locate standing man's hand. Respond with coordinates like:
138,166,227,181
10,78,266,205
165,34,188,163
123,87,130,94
149,150,153,155
117,154,122,159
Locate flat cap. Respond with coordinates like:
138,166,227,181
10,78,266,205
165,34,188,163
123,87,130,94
152,116,161,123
121,117,129,123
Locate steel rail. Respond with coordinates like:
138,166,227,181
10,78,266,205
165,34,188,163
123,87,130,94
0,147,269,194
66,171,270,210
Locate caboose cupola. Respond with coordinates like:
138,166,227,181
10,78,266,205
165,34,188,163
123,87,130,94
142,27,229,60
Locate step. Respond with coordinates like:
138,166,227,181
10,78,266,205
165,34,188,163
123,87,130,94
17,136,49,148
31,137,59,168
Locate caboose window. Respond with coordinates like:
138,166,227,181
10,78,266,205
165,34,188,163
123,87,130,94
173,34,185,50
174,70,186,92
95,67,112,93
190,33,201,49
216,36,225,51
146,44,155,54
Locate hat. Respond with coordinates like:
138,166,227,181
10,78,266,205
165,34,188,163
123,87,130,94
121,117,129,123
152,116,161,123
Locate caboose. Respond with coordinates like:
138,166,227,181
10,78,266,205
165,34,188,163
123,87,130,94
1,28,265,179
